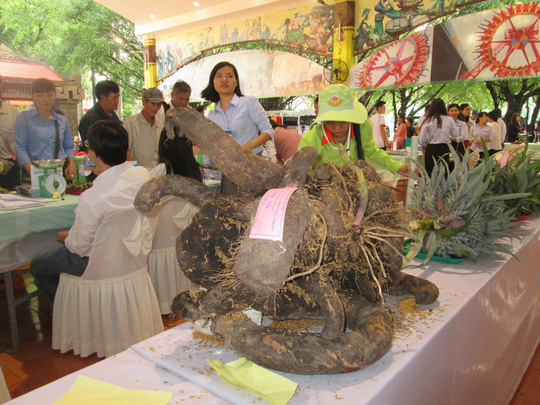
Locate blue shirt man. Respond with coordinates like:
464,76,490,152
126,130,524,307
14,78,76,180
14,109,74,166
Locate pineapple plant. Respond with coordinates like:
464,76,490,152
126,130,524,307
488,144,540,218
406,147,529,262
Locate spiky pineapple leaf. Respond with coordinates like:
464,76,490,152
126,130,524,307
458,248,476,263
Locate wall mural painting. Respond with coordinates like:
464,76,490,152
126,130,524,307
352,3,540,90
155,3,335,81
354,0,472,53
159,50,326,100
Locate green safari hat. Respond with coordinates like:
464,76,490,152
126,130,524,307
315,84,368,125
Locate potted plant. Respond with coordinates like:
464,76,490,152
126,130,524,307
405,147,529,263
488,144,540,220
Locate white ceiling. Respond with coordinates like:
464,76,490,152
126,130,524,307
95,0,228,26
94,0,288,36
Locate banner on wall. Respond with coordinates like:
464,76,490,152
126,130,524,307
159,50,326,100
351,3,540,90
156,3,334,81
354,0,475,54
351,28,433,88
447,3,540,80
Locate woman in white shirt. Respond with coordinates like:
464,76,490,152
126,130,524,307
419,99,460,177
447,103,468,156
470,112,492,157
487,111,503,156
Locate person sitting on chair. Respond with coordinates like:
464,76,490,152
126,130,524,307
31,120,151,303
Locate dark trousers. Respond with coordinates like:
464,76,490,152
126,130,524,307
450,141,466,157
425,143,451,177
31,245,89,303
0,159,21,190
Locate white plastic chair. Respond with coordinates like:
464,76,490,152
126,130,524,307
52,209,164,358
148,197,199,314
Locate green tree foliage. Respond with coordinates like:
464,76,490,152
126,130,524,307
484,79,540,130
370,78,539,130
360,80,493,123
258,96,299,112
0,0,143,108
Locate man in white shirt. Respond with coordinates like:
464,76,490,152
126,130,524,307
123,87,165,170
0,76,20,190
31,120,151,302
369,101,390,150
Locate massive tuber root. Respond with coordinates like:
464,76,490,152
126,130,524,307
211,293,393,375
137,107,439,375
233,189,314,295
166,107,281,194
134,174,215,212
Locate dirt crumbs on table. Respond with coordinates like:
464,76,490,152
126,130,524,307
389,297,439,341
192,331,224,348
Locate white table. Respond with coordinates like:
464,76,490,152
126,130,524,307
0,194,78,350
6,217,539,405
5,346,227,404
504,142,540,152
0,194,78,273
386,149,424,166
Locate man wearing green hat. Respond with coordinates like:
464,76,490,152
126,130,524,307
298,84,410,176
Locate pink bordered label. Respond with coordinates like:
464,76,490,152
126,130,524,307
249,186,299,241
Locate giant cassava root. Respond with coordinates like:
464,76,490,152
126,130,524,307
135,107,439,375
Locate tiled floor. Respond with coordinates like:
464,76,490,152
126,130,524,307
1,271,538,403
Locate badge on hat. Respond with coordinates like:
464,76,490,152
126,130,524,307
328,93,343,107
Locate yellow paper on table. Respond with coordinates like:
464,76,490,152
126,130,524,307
207,358,297,405
53,375,172,405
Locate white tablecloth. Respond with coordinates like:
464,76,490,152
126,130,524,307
0,195,78,273
6,217,539,405
504,142,540,152
5,346,226,404
386,150,424,166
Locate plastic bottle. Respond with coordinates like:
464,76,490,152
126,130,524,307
79,155,95,177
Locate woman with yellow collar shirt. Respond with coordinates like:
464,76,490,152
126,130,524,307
298,84,410,177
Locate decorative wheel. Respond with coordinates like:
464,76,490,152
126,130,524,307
477,3,540,77
358,32,428,88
